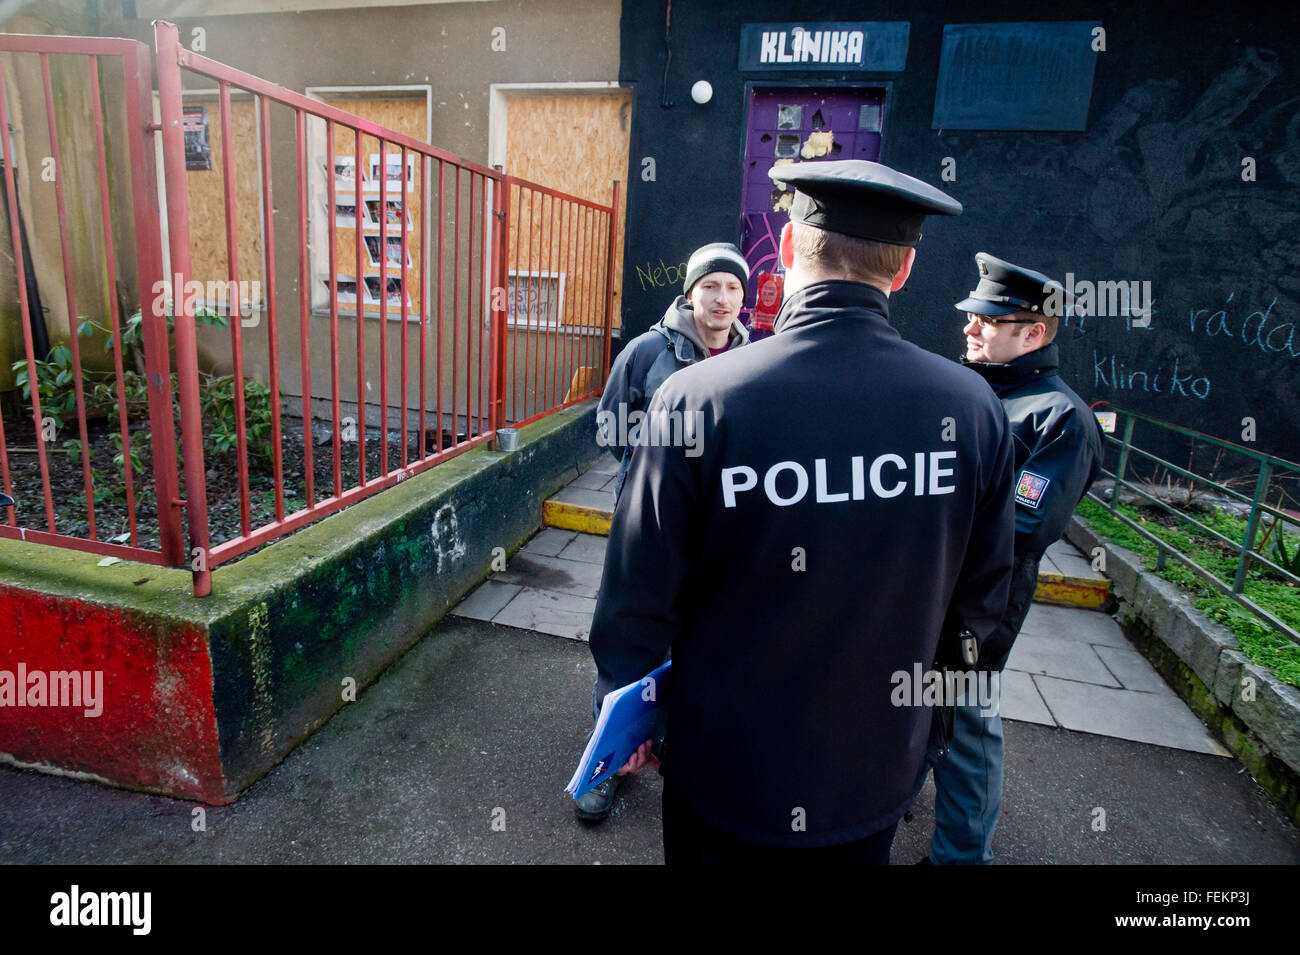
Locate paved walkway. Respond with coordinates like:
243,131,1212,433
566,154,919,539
1,459,1295,864
458,463,1229,758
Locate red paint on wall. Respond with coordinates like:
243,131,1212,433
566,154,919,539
0,584,227,803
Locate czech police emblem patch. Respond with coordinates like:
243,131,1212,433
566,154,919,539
1015,470,1050,509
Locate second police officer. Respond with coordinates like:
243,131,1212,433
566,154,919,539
922,253,1104,865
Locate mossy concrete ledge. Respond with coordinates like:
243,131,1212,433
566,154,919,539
1065,514,1300,826
0,400,600,803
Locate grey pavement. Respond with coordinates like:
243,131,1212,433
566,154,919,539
1,613,1296,864
459,468,1230,758
2,461,1296,863
0,618,663,865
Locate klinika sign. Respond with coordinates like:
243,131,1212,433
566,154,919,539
762,28,862,65
739,22,910,72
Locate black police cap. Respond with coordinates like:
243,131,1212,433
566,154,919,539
956,252,1063,317
767,159,962,246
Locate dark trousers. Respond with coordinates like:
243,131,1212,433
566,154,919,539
661,777,898,864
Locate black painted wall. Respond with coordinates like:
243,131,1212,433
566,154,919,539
617,1,1300,466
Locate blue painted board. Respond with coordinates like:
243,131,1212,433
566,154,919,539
932,22,1102,130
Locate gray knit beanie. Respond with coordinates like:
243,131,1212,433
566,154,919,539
683,242,750,296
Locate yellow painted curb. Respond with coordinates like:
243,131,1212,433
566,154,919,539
1034,572,1112,609
542,499,612,536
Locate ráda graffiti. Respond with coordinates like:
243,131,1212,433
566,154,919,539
1189,293,1299,358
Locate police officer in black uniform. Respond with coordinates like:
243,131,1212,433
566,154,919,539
924,252,1104,865
588,160,1017,863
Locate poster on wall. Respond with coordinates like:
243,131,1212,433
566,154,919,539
507,271,565,327
183,106,211,170
368,153,415,191
364,234,411,269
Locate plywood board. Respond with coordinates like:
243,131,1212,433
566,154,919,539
185,98,262,302
504,93,629,328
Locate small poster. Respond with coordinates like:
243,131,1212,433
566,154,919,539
750,272,783,331
368,153,415,191
183,106,211,170
363,197,409,230
364,234,410,269
364,273,410,308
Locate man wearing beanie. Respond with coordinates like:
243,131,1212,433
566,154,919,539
576,242,749,823
594,242,750,503
589,160,1016,862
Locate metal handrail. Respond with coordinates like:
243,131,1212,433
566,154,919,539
1089,403,1300,646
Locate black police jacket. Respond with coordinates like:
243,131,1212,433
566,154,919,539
962,345,1104,558
588,280,1016,848
960,345,1104,670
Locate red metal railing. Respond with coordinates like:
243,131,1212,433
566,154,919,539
0,24,618,596
502,177,619,429
0,34,183,568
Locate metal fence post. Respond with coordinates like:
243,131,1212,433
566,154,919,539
1111,413,1135,513
601,180,620,385
490,169,510,433
122,39,185,566
1234,460,1273,594
154,20,212,597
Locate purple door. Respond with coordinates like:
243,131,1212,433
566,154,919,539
739,86,886,336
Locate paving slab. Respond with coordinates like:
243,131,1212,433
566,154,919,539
1000,668,1056,727
491,586,596,642
1094,643,1170,693
548,486,616,511
495,553,605,599
522,528,577,557
1032,674,1231,756
452,580,523,621
1005,631,1121,687
1018,603,1131,648
587,457,619,476
1051,551,1107,580
556,533,609,566
1045,538,1084,563
570,469,614,491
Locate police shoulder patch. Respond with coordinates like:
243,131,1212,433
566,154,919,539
1015,470,1050,509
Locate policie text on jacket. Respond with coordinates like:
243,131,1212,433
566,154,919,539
721,451,958,508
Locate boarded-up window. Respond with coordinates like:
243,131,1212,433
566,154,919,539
503,93,630,329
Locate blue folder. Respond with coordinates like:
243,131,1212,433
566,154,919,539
566,661,671,800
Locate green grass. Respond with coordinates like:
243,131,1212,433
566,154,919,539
1076,497,1300,687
